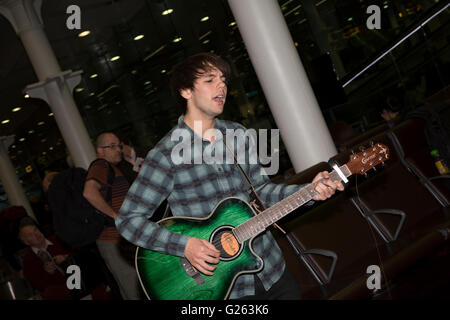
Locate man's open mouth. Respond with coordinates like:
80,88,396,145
213,94,225,104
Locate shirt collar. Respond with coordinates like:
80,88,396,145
31,239,53,255
177,115,226,143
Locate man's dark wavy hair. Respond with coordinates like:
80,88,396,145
170,52,231,114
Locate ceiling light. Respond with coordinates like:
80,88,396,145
134,34,144,40
48,113,54,117
24,94,30,98
161,69,167,74
12,107,21,112
144,81,151,85
78,30,91,38
162,9,174,15
75,88,84,93
110,56,120,61
201,16,209,22
203,39,210,44
90,73,98,79
38,121,45,126
229,21,236,27
173,37,182,43
1,119,10,124
28,130,34,134
19,138,25,142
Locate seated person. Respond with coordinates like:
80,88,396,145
380,95,405,127
18,217,109,300
19,217,73,300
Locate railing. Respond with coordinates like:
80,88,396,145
325,2,450,134
341,2,450,91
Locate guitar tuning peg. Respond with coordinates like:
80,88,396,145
372,167,377,172
364,173,368,178
381,162,386,167
350,149,355,155
370,141,374,147
359,146,365,151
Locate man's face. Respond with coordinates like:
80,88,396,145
20,225,46,248
183,66,227,118
97,134,123,165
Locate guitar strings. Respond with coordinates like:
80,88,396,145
211,233,236,250
209,177,331,249
209,175,347,250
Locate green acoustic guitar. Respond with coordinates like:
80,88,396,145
135,144,389,300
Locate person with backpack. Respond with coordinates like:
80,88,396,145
44,170,122,300
83,132,142,300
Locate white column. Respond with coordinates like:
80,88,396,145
0,136,35,219
0,0,96,169
228,0,337,172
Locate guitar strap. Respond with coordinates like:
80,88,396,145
233,161,287,235
223,140,287,234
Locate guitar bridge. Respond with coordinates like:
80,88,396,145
180,257,205,285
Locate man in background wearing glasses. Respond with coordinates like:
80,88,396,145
83,132,142,299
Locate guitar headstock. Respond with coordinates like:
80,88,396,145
346,143,390,175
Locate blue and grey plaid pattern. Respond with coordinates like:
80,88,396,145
117,115,307,299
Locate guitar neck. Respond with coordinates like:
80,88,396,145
233,164,351,243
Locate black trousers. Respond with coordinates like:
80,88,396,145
237,268,302,300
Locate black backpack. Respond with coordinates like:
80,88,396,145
47,160,116,247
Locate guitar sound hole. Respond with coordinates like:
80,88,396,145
210,226,243,261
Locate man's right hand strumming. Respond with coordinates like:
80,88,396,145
184,237,220,276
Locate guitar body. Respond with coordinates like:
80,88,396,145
135,197,264,300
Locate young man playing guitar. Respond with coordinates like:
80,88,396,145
116,52,344,300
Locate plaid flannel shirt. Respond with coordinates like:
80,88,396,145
117,115,309,299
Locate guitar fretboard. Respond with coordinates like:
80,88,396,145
232,165,351,243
